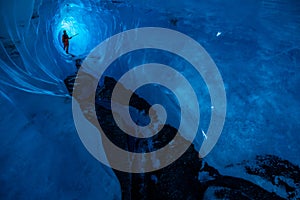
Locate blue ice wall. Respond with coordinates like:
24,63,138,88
0,0,122,199
52,2,117,56
0,0,300,199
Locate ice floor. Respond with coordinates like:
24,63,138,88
0,0,299,199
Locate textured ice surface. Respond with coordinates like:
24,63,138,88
0,0,300,199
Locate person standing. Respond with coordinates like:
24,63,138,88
62,30,72,54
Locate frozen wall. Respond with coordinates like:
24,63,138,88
0,0,300,199
0,0,122,199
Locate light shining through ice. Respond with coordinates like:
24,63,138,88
0,0,300,199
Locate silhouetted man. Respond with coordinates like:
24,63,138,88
62,30,72,54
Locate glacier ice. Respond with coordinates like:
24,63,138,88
0,0,300,199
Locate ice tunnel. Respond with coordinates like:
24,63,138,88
1,0,300,199
52,2,111,56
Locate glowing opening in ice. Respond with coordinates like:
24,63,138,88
53,4,92,56
52,2,117,58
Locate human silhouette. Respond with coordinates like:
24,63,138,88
62,30,72,54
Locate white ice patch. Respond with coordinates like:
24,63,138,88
202,129,207,140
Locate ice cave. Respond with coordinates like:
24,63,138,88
0,0,299,199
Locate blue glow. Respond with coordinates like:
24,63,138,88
0,0,300,199
54,5,91,56
52,3,115,57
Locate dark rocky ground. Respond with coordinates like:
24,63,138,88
65,73,299,200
